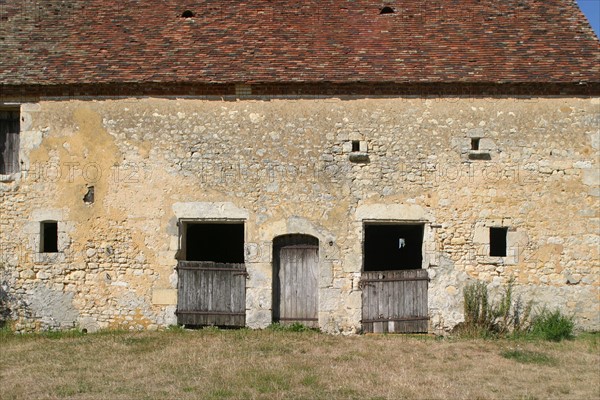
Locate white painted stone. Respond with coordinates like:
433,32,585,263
172,202,249,220
355,203,431,221
31,208,65,222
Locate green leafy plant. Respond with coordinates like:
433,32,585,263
529,309,574,342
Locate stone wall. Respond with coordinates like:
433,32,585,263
0,96,598,333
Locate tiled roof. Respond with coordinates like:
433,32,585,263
1,0,599,86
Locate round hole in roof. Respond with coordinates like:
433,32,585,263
380,6,395,14
181,10,195,18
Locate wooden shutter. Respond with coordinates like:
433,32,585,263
0,110,20,174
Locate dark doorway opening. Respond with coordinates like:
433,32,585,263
183,222,244,263
363,224,424,271
489,227,508,257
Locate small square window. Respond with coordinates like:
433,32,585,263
41,221,58,253
489,227,508,257
471,138,480,151
352,140,360,152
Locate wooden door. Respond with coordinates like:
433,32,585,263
176,261,247,327
276,245,319,327
361,269,429,333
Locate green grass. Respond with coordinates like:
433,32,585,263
55,381,93,397
500,349,556,365
267,322,320,332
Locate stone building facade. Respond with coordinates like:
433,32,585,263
1,96,598,333
1,0,599,333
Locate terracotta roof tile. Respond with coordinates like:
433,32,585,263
0,0,598,86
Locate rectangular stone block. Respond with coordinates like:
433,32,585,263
152,289,177,305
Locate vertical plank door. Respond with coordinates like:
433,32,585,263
278,246,318,328
361,269,428,333
177,261,247,327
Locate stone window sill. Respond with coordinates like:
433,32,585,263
0,173,19,183
468,151,491,161
33,252,66,263
477,255,517,266
349,152,369,163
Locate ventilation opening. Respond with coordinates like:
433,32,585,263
83,186,94,204
352,140,360,152
182,222,244,263
471,138,480,151
489,227,508,257
41,221,58,253
380,6,395,14
181,10,195,18
364,224,424,271
0,109,20,175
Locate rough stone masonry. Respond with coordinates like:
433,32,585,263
0,96,598,333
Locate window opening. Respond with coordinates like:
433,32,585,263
471,138,480,151
489,227,508,257
352,140,360,152
0,109,20,174
183,222,244,263
181,10,195,18
380,6,395,14
41,221,58,253
364,223,424,271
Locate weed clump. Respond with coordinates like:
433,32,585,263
457,279,575,342
456,278,531,338
0,274,11,330
529,309,574,342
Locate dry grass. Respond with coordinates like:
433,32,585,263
0,328,598,400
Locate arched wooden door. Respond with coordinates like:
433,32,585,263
273,235,319,328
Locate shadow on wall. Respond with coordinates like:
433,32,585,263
0,278,12,328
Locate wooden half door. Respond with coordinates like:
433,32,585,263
176,261,247,328
361,269,429,333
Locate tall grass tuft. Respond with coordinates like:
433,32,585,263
458,278,532,338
